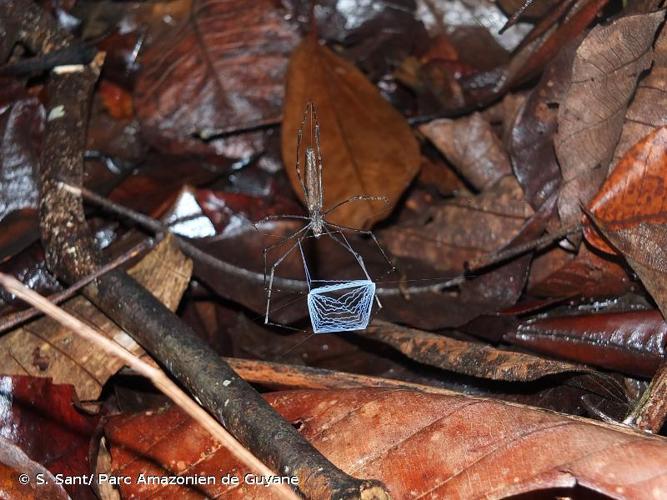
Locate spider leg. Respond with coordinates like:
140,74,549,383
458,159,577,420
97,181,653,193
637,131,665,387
324,195,388,216
321,226,382,309
265,235,309,325
262,223,312,288
324,221,396,274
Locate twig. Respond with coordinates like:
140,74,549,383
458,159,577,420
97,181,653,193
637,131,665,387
63,183,572,297
499,0,538,33
466,223,581,270
625,364,667,432
0,273,298,500
0,42,97,76
0,239,153,334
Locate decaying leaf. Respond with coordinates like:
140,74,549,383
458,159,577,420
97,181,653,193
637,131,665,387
381,176,533,272
106,388,667,498
0,236,191,400
367,321,591,381
585,126,667,317
507,309,667,378
612,23,667,165
0,435,69,500
555,10,664,226
509,37,578,210
134,0,298,154
419,113,511,191
282,34,421,229
528,244,633,298
0,94,43,222
0,375,98,499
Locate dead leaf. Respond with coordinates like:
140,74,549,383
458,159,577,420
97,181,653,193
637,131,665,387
555,10,664,226
528,244,633,298
0,235,191,400
506,309,667,377
419,113,511,191
381,176,533,272
585,126,667,316
106,388,667,499
509,37,579,210
0,435,69,500
612,23,667,165
134,0,298,154
366,320,591,381
0,94,43,223
0,375,98,499
282,34,421,229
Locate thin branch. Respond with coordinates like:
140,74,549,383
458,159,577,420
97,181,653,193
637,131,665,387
466,223,581,270
625,363,667,432
0,239,153,334
64,183,582,297
0,273,298,500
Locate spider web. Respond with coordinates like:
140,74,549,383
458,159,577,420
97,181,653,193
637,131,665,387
307,280,376,334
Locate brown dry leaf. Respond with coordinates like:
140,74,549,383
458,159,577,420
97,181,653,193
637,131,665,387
585,126,667,317
0,235,191,400
106,388,667,499
366,320,591,381
282,34,421,229
612,23,667,165
0,436,69,500
134,0,298,154
509,37,579,210
528,244,632,298
381,176,534,272
419,113,511,191
555,10,664,226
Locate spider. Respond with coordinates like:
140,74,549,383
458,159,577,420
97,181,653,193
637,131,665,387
254,102,395,330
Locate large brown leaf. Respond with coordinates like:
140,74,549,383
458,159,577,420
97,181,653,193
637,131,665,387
528,243,632,298
0,376,98,499
555,10,664,226
585,126,667,317
509,37,579,210
134,0,298,154
106,388,667,498
0,236,191,400
282,34,421,229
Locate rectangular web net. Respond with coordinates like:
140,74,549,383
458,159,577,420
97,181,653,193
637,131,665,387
307,280,376,334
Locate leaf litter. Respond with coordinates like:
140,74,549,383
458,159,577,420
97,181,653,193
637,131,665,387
3,0,667,498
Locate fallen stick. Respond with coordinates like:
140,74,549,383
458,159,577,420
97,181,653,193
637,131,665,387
0,273,298,500
0,239,153,334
